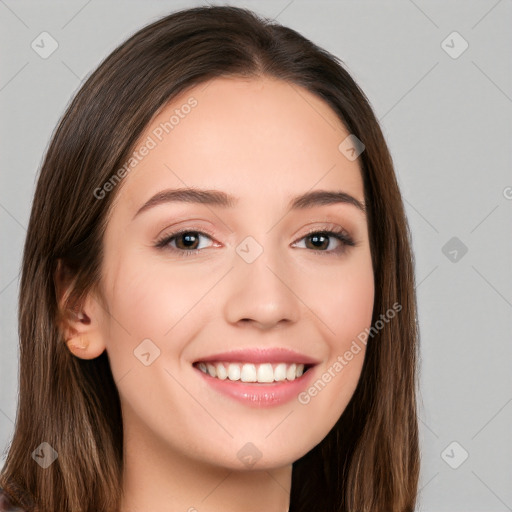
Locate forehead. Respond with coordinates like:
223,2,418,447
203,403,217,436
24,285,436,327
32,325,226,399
116,76,364,213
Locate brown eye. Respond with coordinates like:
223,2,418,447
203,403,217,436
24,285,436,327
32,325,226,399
174,232,201,250
293,229,355,255
155,230,215,256
305,233,332,251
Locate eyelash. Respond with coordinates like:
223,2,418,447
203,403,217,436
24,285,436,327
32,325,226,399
154,224,356,258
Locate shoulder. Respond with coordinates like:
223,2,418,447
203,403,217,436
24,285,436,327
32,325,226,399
0,488,26,512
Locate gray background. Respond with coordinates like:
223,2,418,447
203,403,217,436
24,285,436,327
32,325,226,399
1,1,511,510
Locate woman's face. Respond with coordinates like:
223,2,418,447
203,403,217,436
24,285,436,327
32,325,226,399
90,76,374,469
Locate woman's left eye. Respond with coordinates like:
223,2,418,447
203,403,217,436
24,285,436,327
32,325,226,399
155,227,355,257
292,229,355,255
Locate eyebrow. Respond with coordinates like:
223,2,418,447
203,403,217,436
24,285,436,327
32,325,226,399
133,187,366,219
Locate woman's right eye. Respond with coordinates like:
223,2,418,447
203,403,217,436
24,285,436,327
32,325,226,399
155,230,216,256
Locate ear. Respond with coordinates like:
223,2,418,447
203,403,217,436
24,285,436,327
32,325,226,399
54,259,107,360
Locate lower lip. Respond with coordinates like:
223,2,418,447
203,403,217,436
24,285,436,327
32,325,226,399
194,365,316,408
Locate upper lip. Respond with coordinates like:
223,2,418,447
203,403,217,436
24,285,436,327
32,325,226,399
193,348,321,366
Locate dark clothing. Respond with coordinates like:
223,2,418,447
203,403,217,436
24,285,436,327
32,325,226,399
0,488,27,511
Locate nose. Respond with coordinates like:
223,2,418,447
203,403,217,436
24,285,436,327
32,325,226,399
222,242,301,330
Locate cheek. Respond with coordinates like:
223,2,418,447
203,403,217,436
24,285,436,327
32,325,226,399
105,251,209,336
328,268,375,340
99,250,210,381
297,256,374,412
299,252,375,345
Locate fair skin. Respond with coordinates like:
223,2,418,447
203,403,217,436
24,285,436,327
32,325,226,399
59,76,374,512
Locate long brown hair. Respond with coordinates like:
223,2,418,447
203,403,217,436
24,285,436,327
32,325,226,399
0,6,420,511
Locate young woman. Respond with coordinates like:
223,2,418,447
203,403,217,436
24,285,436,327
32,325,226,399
0,5,420,511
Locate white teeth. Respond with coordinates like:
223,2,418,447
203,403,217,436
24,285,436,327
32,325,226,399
286,363,297,381
206,363,216,377
257,363,274,383
274,363,287,381
197,361,308,382
227,363,240,381
216,363,228,380
240,364,257,382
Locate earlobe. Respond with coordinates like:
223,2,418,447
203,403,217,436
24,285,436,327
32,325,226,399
66,341,105,360
66,332,91,358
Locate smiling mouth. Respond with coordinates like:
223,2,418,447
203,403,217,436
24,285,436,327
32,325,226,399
193,361,314,383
